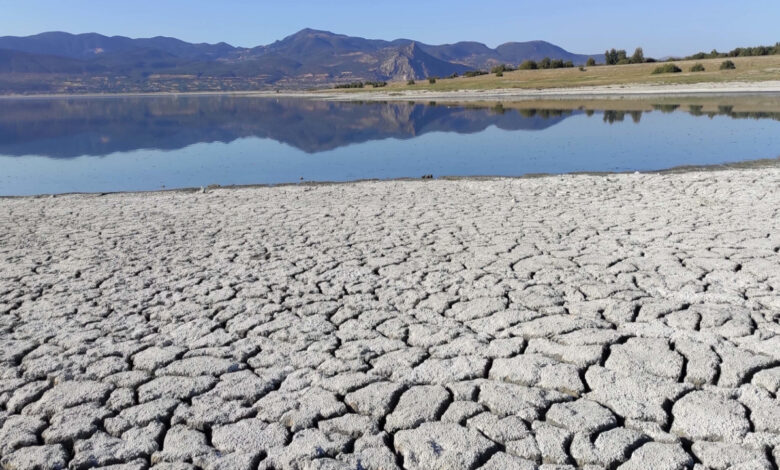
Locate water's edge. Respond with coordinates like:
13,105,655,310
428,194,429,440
4,156,778,199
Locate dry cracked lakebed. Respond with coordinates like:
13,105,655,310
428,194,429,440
0,169,779,470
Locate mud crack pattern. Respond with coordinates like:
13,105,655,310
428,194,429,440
1,170,779,470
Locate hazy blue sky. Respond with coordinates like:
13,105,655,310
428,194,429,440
1,0,778,57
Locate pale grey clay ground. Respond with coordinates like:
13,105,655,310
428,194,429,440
1,169,779,470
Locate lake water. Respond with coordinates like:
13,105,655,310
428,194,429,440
1,95,779,195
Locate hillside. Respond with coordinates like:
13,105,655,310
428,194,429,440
365,55,780,92
420,40,596,68
0,49,106,74
0,29,600,93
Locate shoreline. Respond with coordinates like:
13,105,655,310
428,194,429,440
3,156,779,199
313,81,780,102
1,80,780,101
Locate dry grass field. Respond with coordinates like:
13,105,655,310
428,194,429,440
348,55,780,92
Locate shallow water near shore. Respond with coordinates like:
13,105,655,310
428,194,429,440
1,95,779,195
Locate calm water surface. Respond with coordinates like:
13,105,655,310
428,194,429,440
1,96,779,195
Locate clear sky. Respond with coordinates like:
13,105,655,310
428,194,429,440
1,0,778,57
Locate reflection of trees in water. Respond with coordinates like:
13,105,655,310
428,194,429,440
689,104,780,120
590,104,780,125
653,104,681,113
601,110,644,124
517,109,575,119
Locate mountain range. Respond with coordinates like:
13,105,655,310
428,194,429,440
0,29,601,93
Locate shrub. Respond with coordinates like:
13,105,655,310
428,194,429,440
491,64,516,74
690,63,706,72
537,58,571,69
579,66,586,72
652,64,682,74
334,81,364,89
720,60,736,70
617,58,630,65
495,71,503,77
428,77,437,84
365,81,387,88
463,70,488,77
682,43,780,61
407,79,415,85
449,72,459,78
518,60,538,70
586,57,596,67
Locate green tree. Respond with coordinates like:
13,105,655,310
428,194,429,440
720,60,736,70
605,49,626,65
540,57,552,69
586,57,596,66
631,47,645,64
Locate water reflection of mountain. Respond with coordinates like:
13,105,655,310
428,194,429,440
0,97,577,158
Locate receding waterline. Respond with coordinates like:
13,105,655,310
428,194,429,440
1,96,779,196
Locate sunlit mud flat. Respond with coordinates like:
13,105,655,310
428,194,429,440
1,168,778,468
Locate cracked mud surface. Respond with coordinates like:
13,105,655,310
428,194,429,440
1,169,779,470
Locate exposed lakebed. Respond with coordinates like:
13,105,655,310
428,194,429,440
1,94,779,195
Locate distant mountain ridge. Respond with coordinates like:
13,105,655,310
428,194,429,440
0,29,601,93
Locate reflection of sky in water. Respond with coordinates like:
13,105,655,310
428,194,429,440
1,103,779,195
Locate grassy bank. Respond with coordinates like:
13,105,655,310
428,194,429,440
337,55,780,92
